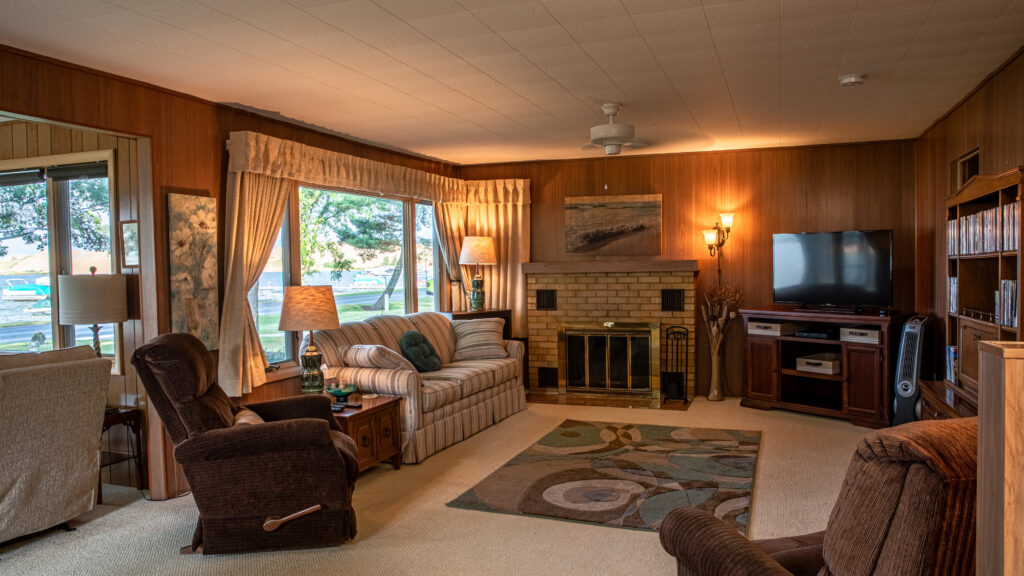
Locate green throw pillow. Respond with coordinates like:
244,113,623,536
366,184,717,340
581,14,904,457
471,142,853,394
399,330,442,372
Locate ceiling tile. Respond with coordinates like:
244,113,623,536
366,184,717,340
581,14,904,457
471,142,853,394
18,0,122,20
411,11,493,40
471,2,558,33
628,7,706,36
371,0,465,20
544,0,629,23
136,0,238,30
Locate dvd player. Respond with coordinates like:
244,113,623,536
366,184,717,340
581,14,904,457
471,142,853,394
795,331,830,339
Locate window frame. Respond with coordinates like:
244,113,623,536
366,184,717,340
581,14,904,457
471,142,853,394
0,149,122,370
284,185,438,348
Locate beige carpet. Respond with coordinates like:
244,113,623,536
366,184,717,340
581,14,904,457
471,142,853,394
0,399,869,576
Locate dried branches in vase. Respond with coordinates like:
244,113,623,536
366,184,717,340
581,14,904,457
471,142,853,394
701,283,742,401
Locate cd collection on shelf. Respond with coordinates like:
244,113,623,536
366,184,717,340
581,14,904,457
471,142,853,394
947,219,958,255
948,277,958,314
945,345,958,383
1003,201,1019,250
1000,279,1018,328
958,207,1001,254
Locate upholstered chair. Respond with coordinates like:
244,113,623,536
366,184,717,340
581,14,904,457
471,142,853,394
131,332,359,554
660,417,977,576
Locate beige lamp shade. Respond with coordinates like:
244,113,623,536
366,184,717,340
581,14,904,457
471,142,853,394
459,236,497,265
57,274,128,325
278,285,340,331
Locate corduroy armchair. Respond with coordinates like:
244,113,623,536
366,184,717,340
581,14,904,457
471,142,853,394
132,332,359,554
660,417,977,576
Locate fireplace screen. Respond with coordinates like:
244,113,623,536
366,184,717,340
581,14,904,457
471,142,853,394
560,323,659,396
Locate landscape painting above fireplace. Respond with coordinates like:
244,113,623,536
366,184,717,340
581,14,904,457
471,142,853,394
565,194,662,256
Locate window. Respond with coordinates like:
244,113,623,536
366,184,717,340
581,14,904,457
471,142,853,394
416,202,437,312
0,161,114,354
248,222,291,363
297,187,437,323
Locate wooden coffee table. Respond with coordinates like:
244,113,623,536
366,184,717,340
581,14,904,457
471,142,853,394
332,394,402,473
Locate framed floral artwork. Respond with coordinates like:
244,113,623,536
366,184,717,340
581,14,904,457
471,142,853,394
168,193,219,349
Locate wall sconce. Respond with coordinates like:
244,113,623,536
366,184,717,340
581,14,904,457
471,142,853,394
702,213,734,256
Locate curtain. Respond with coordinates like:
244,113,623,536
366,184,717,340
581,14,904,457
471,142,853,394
218,172,292,397
463,180,531,336
228,131,464,203
434,201,468,312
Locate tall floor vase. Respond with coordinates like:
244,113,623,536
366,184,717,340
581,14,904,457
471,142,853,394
708,348,724,401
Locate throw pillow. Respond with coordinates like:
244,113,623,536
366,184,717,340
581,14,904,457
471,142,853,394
452,318,508,361
399,330,443,372
343,345,417,372
233,408,265,426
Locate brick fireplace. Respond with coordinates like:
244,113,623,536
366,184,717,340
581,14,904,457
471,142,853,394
523,261,698,405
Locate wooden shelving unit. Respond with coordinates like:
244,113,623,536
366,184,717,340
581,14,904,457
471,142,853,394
940,167,1024,419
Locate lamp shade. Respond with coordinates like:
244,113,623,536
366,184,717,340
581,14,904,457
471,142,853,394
459,236,497,265
278,285,340,332
719,213,734,228
702,229,719,246
57,274,128,325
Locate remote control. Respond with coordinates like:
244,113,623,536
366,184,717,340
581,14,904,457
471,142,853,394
345,402,362,409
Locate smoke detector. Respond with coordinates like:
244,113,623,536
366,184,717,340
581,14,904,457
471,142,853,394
582,102,648,155
838,73,865,86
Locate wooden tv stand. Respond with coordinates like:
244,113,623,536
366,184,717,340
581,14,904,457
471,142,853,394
739,306,907,428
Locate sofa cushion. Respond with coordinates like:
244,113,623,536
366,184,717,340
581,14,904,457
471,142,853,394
452,318,508,361
0,345,95,371
421,380,462,412
407,312,456,364
422,363,495,397
343,345,417,372
314,321,384,368
233,408,265,426
451,358,519,385
365,315,418,350
400,331,443,372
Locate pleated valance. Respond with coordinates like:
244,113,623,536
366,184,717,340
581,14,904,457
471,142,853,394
228,131,471,203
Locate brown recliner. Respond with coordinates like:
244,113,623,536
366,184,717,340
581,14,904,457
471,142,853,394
660,417,977,576
132,332,359,554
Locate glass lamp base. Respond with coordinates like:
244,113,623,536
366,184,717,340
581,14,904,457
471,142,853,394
299,346,325,394
470,276,485,311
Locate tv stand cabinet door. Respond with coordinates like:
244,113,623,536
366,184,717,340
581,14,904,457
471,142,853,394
746,337,779,402
844,345,884,423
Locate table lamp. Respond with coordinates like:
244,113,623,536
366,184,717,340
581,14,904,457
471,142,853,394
278,285,340,394
459,236,497,311
57,267,128,357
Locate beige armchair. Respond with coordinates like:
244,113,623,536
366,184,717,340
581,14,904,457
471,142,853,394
0,346,111,544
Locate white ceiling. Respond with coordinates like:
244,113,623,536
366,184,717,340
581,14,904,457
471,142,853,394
1,0,1022,165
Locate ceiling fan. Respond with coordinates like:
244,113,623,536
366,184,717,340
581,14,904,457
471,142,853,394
582,102,648,155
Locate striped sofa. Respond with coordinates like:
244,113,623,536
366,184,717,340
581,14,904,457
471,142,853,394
312,312,526,464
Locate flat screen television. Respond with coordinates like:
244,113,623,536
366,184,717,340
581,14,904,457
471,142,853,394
773,230,893,309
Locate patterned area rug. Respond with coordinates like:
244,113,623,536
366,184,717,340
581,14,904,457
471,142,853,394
448,419,761,534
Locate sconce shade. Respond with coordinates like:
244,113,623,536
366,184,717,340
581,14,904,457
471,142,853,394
719,213,734,228
57,274,128,325
702,229,719,246
278,286,340,332
459,236,497,265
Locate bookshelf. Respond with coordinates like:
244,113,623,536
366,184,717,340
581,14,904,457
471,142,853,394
942,167,1024,418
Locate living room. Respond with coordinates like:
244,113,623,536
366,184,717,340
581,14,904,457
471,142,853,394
1,1,1022,574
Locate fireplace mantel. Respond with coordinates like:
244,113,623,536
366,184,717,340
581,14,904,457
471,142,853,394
522,260,699,274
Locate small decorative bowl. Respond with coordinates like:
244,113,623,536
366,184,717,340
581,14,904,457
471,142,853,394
327,384,358,400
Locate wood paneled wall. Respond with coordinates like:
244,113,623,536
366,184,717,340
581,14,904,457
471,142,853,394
916,49,1024,355
0,43,458,499
463,142,917,395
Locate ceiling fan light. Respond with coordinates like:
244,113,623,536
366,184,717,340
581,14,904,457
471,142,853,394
604,143,621,155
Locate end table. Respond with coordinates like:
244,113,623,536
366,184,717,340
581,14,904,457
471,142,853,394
99,407,145,503
332,395,402,473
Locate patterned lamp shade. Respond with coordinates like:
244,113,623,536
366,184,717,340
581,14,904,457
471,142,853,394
278,286,340,332
459,236,497,265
